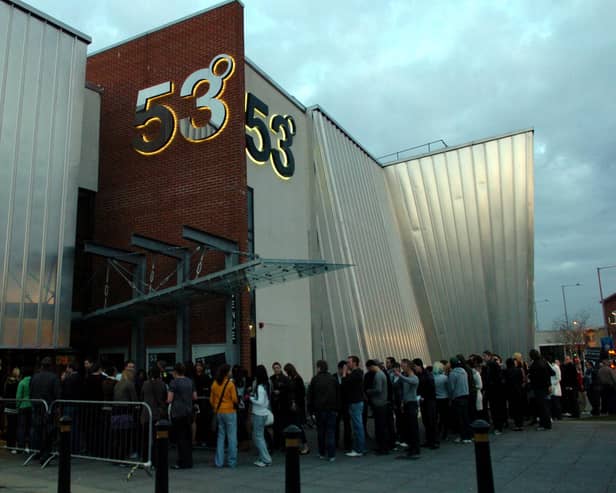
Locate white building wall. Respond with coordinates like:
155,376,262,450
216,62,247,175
245,62,313,379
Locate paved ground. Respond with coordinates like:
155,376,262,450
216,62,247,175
1,418,615,493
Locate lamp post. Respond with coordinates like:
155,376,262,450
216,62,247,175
534,299,549,330
597,265,616,336
561,283,581,330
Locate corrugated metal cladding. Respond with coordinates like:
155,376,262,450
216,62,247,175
310,109,431,365
310,110,534,363
384,130,535,360
0,1,89,348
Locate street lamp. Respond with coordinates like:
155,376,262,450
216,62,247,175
597,264,616,333
534,299,549,330
561,283,581,330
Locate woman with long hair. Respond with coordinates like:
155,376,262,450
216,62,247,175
209,364,238,468
284,363,309,455
250,365,272,467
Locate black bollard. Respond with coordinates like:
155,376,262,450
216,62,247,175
284,425,302,493
155,420,170,493
57,416,72,493
470,420,495,493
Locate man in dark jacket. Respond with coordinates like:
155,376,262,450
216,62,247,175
30,357,60,463
561,356,580,418
343,355,366,457
308,360,340,461
365,359,389,454
528,349,553,430
414,358,438,448
483,351,507,433
334,361,352,451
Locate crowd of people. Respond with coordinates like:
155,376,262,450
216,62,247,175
1,349,616,470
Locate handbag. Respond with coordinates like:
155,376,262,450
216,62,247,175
211,378,231,432
265,408,274,427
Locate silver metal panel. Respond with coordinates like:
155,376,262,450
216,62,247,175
309,109,430,364
384,131,534,359
0,1,88,348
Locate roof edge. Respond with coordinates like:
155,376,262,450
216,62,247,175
88,0,242,57
307,104,381,164
4,0,91,43
381,127,534,168
245,57,306,113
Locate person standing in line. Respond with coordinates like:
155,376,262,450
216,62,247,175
483,351,507,434
61,362,84,452
113,368,138,461
470,356,484,422
269,362,290,451
365,359,390,455
394,359,420,459
210,364,238,468
344,355,366,457
598,359,616,415
504,358,524,431
193,361,210,447
249,365,272,467
16,367,33,452
432,361,450,443
30,357,61,463
3,367,20,451
284,363,310,455
448,357,472,443
528,349,553,430
561,356,580,418
334,361,352,451
307,360,339,462
141,366,167,467
168,363,197,469
413,358,438,449
546,356,562,420
584,361,601,416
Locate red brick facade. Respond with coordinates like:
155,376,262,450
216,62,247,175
79,1,251,369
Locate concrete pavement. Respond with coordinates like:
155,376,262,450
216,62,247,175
1,419,615,492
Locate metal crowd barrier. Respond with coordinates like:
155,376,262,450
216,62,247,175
47,400,153,479
0,398,50,465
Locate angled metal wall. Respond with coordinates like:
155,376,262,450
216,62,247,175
309,109,430,364
384,130,535,358
0,0,89,348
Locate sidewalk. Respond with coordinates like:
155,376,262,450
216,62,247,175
1,419,615,492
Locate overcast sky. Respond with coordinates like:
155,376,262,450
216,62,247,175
27,0,616,330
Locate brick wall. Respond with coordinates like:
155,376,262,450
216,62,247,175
81,1,251,369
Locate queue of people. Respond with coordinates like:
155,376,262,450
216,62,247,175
2,349,616,470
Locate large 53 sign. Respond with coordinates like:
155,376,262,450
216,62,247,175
132,54,235,155
132,54,297,180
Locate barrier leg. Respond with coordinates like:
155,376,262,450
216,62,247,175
58,416,72,493
470,420,495,493
284,425,302,493
155,420,169,493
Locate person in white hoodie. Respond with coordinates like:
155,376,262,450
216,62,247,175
250,365,272,467
547,356,562,420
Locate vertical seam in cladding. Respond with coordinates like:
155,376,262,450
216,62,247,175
54,36,78,346
9,10,28,347
20,14,43,345
511,136,521,350
37,25,60,344
0,4,15,342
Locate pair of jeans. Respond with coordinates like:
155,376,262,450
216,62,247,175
336,406,352,450
403,401,420,455
215,413,238,468
372,405,389,452
420,399,438,445
251,414,271,464
348,401,365,453
533,388,552,429
172,416,193,468
316,410,337,458
17,407,32,449
452,396,472,440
